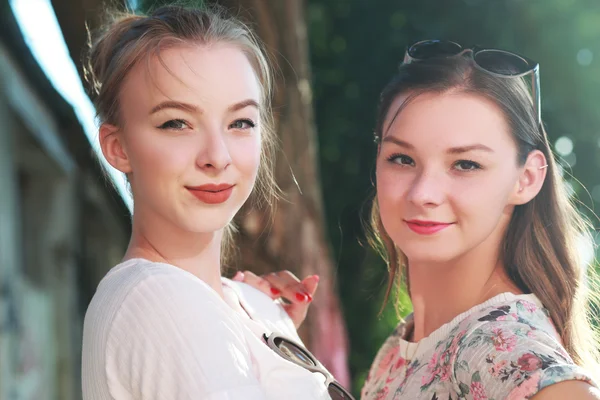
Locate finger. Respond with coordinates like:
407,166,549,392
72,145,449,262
240,270,282,299
301,275,320,297
283,302,310,330
232,271,244,281
264,271,312,304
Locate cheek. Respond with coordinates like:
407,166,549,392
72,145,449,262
448,175,516,230
230,135,261,179
376,166,410,206
126,132,195,179
376,167,412,230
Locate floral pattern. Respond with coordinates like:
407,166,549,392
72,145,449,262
361,295,597,400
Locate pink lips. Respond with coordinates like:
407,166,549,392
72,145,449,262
186,184,234,204
404,219,454,235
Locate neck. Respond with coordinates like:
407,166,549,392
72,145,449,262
408,245,521,342
124,205,226,298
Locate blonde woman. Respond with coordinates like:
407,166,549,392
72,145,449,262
81,5,352,400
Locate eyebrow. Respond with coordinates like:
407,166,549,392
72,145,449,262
447,144,494,154
382,136,494,154
228,99,259,112
381,136,414,149
149,99,260,116
150,101,198,115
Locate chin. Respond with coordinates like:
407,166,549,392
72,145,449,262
178,209,237,234
399,242,461,265
404,253,456,265
182,219,231,234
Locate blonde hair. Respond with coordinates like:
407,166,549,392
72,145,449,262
369,56,600,374
86,4,279,261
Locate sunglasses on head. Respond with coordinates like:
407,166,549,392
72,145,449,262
403,40,541,124
263,333,355,400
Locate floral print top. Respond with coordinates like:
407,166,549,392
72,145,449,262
361,293,597,400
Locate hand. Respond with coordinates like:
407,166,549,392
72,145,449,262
232,270,319,329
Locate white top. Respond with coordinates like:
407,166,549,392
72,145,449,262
82,258,331,400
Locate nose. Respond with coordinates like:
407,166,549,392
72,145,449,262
196,128,232,173
405,168,445,208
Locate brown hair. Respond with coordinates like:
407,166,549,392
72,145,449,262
369,55,599,373
86,4,279,261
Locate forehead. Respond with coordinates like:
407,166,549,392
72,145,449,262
120,43,261,111
383,91,514,149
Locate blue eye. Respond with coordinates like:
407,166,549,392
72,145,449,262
229,119,256,130
387,153,415,167
158,119,189,130
454,160,482,171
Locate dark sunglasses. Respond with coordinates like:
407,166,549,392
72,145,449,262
404,40,541,124
263,333,355,400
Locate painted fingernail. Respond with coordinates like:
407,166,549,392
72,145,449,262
295,292,308,302
306,293,313,302
270,287,281,295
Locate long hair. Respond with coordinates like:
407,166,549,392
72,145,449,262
368,55,599,373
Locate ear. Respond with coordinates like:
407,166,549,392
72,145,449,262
510,150,548,205
99,123,132,174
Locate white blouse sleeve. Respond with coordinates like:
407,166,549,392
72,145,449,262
105,272,268,400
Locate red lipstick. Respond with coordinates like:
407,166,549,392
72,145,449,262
186,184,234,204
404,219,453,235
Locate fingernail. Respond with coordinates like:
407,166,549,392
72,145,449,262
295,292,308,302
306,293,313,302
312,275,320,283
270,287,281,295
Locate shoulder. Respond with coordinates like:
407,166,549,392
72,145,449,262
84,259,245,354
83,259,256,397
111,260,241,331
450,296,597,399
85,258,228,326
530,380,600,400
86,261,263,396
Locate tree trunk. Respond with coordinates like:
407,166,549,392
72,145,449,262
213,0,351,386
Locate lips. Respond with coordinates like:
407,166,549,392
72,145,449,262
186,184,234,205
404,219,454,235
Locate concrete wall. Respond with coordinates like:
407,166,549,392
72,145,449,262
0,41,128,400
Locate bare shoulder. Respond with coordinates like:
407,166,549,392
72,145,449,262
531,380,600,400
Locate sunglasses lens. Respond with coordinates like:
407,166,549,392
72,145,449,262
409,40,462,59
328,383,354,400
274,337,317,367
474,50,532,75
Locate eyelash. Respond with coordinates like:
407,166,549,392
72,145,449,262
386,153,483,171
157,118,257,131
229,118,256,130
453,160,482,171
387,153,415,167
158,119,190,130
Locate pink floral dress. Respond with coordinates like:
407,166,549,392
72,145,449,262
361,293,597,400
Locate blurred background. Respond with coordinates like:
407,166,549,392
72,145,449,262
1,0,599,398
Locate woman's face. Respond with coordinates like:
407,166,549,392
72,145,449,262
376,91,525,264
103,43,262,234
